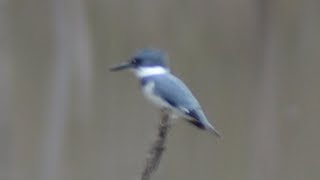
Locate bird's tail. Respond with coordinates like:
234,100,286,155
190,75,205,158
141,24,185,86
187,109,221,138
204,121,221,138
196,110,221,138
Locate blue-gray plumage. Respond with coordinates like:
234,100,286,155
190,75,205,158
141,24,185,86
110,48,221,137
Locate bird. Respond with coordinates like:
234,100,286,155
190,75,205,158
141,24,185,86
110,48,221,137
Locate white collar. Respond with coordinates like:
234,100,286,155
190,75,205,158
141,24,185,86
134,66,168,78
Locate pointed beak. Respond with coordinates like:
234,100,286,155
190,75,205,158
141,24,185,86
109,62,133,72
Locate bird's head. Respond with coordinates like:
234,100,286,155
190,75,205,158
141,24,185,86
110,48,169,77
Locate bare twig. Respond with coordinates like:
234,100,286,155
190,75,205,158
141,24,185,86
140,112,171,180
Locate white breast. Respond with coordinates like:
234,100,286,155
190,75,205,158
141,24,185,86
142,81,192,120
142,82,171,109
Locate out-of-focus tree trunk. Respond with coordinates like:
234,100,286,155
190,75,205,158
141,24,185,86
40,0,92,180
40,0,70,179
281,0,320,179
0,1,13,179
250,0,280,180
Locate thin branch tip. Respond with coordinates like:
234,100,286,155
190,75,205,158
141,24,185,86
140,112,171,180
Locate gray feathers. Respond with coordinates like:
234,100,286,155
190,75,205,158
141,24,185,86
152,74,201,110
141,74,220,135
111,48,221,136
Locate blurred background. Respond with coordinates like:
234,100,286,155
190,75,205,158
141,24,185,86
1,0,320,180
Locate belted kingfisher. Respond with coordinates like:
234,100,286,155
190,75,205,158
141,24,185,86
110,48,221,137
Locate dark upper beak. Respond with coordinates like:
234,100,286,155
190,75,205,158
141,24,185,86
109,62,133,72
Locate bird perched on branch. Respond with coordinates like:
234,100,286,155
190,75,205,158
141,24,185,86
110,48,221,137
